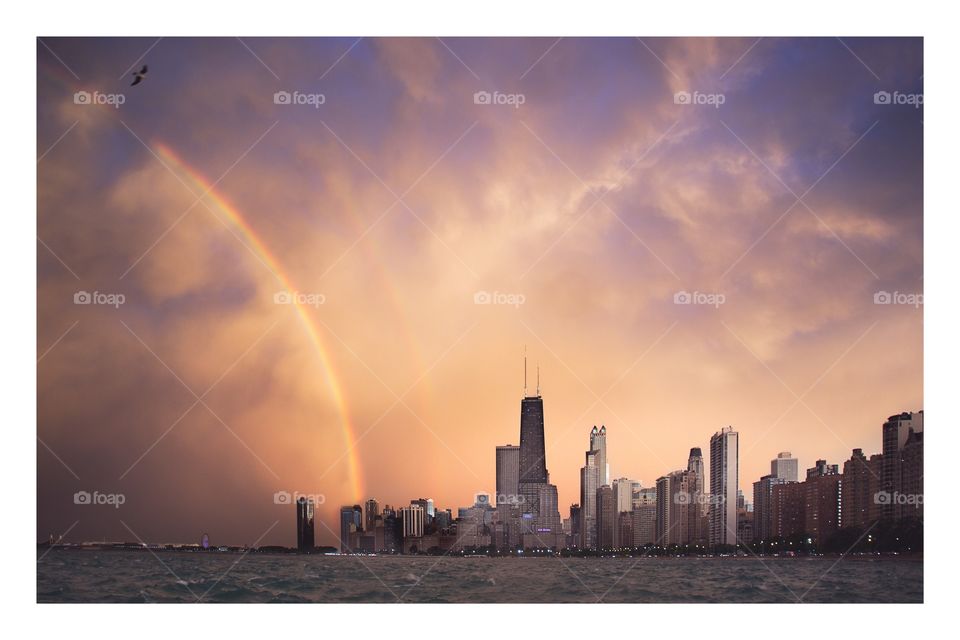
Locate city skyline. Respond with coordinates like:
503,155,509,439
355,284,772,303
37,36,922,549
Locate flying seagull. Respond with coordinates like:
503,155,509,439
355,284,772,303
130,65,148,86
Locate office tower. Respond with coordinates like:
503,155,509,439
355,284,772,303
655,470,695,546
631,488,657,546
382,512,402,553
364,498,380,533
709,426,739,547
411,498,434,524
569,504,581,547
579,449,600,549
687,448,705,493
612,478,639,548
590,425,609,486
771,452,799,482
806,459,839,479
753,474,788,542
803,469,842,547
841,449,883,530
401,505,425,538
900,428,923,520
434,508,453,531
772,482,805,539
496,444,520,505
339,505,361,553
882,411,924,520
296,496,315,552
596,485,615,550
737,507,753,546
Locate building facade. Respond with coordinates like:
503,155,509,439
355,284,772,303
709,426,739,547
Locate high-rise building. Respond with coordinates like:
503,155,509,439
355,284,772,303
803,471,842,547
631,488,657,546
771,452,799,482
900,428,923,520
753,474,788,542
596,485,615,550
296,496,315,552
709,426,739,547
569,504,581,547
806,459,839,479
364,498,380,533
772,482,805,539
579,448,600,549
687,448,704,493
841,449,882,530
339,505,362,552
590,425,609,486
612,478,638,548
495,444,520,506
401,504,425,538
656,470,695,546
882,411,924,520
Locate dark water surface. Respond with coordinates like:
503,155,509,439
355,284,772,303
37,550,922,603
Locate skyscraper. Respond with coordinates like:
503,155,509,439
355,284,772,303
687,448,704,492
655,470,695,546
364,498,380,533
709,426,739,547
296,496,315,552
841,448,882,530
590,425,609,486
401,504,425,538
752,474,787,542
596,485,615,550
518,395,547,486
339,505,362,552
882,411,924,520
579,448,600,549
612,477,638,548
771,451,799,482
495,444,520,505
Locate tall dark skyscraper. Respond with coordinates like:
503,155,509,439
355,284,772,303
518,394,547,485
296,496,315,552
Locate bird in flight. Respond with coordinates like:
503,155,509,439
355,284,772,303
130,65,148,86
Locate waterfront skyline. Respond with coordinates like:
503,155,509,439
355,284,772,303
37,37,922,549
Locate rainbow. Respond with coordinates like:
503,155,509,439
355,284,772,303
154,143,365,502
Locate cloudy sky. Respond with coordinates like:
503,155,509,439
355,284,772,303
37,37,922,547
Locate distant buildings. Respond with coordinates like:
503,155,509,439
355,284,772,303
495,445,520,505
296,496,315,552
339,505,362,552
772,451,798,482
709,426,739,546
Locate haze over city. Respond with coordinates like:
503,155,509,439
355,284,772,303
37,37,922,548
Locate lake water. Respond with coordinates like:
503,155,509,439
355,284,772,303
37,550,922,603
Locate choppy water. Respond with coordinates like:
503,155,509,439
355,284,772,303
37,550,922,603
